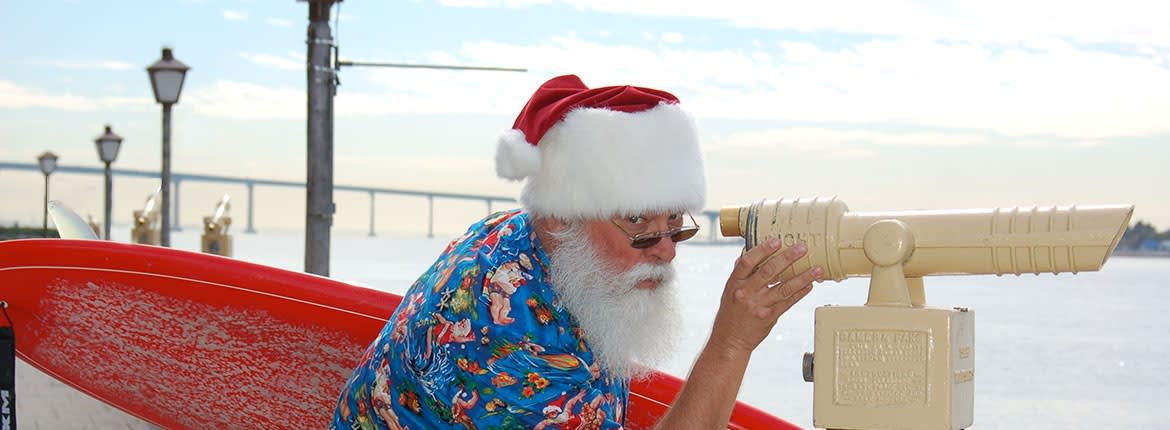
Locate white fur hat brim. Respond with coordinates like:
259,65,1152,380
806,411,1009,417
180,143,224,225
510,102,707,220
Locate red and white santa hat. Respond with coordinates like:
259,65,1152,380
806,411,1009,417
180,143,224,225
495,74,707,220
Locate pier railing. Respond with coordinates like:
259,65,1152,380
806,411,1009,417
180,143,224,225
1,161,726,241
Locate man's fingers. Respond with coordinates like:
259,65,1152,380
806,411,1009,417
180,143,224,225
747,243,808,286
764,266,821,306
731,238,782,280
767,282,814,318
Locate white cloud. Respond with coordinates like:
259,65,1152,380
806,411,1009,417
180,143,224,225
36,59,135,70
661,32,684,43
180,73,528,120
492,0,1170,47
0,80,150,111
824,148,879,159
713,128,992,150
438,0,552,6
437,34,1170,139
439,0,496,6
239,52,302,71
267,18,292,27
223,10,247,21
353,68,535,115
743,38,1170,138
185,80,303,120
11,30,1170,141
705,126,1073,163
708,127,995,159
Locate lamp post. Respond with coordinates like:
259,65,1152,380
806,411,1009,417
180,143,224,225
94,125,124,240
37,151,59,237
147,47,190,247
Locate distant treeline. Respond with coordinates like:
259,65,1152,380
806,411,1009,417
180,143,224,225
1117,221,1169,251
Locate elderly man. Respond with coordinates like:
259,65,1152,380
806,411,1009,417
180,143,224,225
332,75,822,429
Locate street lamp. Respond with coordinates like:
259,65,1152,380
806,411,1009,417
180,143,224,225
37,151,59,237
94,125,124,240
147,47,190,247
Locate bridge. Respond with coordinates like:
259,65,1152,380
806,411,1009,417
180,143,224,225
1,161,726,241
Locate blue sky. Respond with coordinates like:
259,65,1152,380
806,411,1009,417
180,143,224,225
2,0,1168,236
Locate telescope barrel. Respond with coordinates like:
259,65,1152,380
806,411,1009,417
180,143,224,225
721,197,1134,281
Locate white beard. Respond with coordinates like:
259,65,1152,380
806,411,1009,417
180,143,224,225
546,223,682,382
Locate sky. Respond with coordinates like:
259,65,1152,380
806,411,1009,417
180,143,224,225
2,0,1168,237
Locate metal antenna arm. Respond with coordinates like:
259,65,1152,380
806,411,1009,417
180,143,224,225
336,60,527,73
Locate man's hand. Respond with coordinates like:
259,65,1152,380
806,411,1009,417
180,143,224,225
711,238,823,357
653,238,822,429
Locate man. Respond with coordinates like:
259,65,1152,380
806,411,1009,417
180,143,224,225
332,75,822,429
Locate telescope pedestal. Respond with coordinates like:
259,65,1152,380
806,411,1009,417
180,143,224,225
812,305,974,430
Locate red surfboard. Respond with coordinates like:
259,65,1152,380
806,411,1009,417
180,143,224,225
0,239,800,430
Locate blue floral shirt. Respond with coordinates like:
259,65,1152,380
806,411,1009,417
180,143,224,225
332,210,629,430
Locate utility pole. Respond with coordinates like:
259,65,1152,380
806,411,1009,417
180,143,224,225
298,0,523,277
302,0,338,276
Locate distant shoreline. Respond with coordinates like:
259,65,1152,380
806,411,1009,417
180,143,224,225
1113,250,1170,259
0,229,58,240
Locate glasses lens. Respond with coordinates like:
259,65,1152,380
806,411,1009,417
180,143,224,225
621,213,700,249
671,228,699,243
630,236,663,249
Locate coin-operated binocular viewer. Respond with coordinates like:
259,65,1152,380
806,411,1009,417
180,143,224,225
720,197,1133,430
201,195,233,257
131,190,162,245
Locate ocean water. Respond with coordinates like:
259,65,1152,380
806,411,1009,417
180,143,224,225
152,226,1170,429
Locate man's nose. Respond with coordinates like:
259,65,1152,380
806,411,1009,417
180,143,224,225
643,233,677,263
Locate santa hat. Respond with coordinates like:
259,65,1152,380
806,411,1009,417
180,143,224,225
495,75,707,220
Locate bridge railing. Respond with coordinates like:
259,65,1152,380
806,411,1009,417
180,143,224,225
1,161,728,241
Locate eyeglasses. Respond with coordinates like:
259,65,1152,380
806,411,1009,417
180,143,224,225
611,212,700,249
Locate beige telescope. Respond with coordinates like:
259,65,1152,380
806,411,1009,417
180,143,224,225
720,197,1133,430
720,196,1132,285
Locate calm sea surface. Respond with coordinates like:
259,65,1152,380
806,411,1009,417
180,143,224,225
165,227,1170,429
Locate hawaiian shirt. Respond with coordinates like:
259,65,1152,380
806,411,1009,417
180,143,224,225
332,210,629,430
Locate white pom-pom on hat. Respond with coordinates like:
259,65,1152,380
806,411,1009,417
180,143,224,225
495,129,541,180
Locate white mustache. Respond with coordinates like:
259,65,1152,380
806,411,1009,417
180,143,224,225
617,263,675,292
